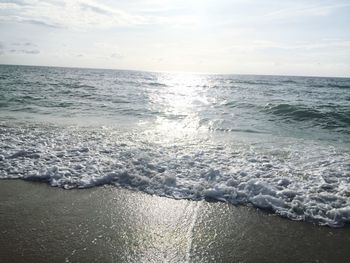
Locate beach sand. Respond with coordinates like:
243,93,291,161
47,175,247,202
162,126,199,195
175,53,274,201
1,180,350,263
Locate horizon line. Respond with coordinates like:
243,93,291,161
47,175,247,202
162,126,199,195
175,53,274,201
1,63,349,79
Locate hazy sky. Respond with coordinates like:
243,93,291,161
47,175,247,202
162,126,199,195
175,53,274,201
0,0,350,77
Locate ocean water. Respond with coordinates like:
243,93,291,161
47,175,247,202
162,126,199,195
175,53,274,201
1,64,350,227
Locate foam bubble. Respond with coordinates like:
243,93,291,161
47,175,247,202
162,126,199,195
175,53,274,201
0,123,349,227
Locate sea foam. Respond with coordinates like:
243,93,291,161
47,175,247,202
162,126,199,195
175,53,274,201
1,123,349,227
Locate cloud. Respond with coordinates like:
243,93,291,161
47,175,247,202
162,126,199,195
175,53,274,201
0,42,4,55
0,0,199,30
229,39,350,53
110,52,123,59
0,41,40,55
0,0,148,29
0,0,349,77
12,41,37,47
21,18,59,28
263,2,350,21
79,2,112,16
0,0,29,6
9,49,40,54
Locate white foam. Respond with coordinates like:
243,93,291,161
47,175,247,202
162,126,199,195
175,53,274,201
0,123,350,227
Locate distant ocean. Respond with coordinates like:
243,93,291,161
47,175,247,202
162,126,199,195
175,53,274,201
1,64,349,227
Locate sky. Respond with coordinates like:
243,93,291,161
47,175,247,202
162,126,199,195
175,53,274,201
0,0,349,77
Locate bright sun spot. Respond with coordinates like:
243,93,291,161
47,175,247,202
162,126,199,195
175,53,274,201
145,74,211,143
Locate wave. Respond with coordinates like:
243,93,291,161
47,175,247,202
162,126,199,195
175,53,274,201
1,124,349,227
264,103,350,129
70,84,97,90
229,80,279,86
308,83,350,89
209,127,264,134
280,79,299,84
1,66,350,227
147,82,168,87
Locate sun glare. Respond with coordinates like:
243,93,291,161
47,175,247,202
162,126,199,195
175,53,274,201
144,73,211,143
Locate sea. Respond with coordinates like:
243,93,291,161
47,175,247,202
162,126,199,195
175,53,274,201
0,64,349,227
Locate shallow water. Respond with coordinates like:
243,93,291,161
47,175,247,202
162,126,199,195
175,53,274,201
0,64,350,226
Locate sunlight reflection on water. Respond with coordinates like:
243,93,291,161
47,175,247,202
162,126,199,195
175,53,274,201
145,73,212,143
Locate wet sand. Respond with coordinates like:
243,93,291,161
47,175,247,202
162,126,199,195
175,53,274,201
1,180,350,263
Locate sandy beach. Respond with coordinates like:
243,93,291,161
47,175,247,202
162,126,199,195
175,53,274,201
1,180,350,263
1,0,350,261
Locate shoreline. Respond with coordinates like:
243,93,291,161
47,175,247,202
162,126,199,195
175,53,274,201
1,180,350,263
